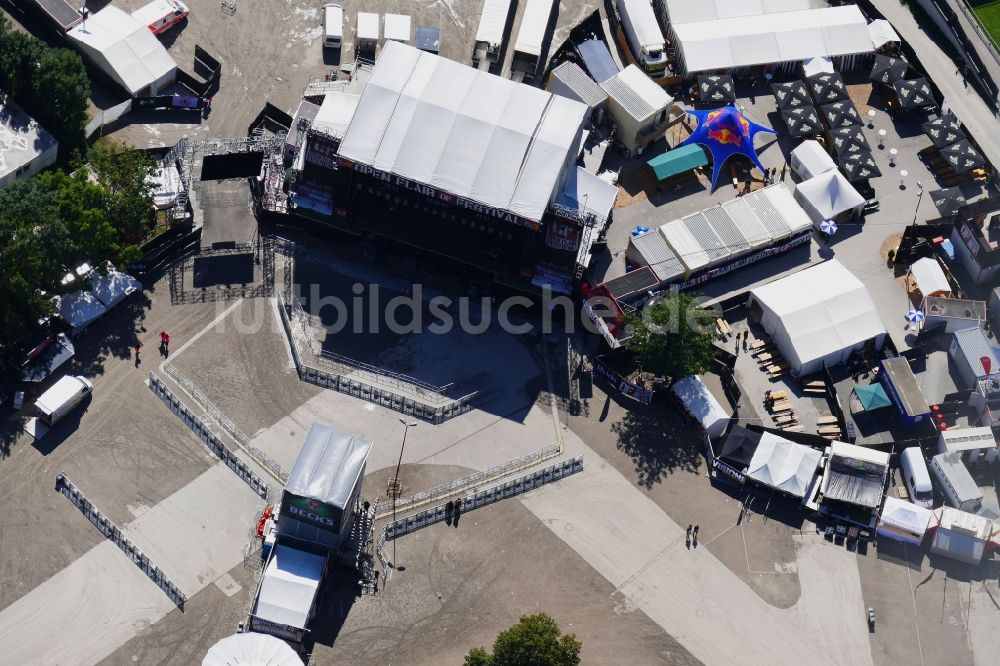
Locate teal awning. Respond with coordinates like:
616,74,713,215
647,144,709,181
853,383,891,411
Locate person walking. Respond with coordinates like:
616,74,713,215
693,525,700,546
780,163,787,181
445,500,454,526
134,342,142,368
453,499,462,527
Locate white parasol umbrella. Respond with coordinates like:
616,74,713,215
905,309,925,323
820,219,838,234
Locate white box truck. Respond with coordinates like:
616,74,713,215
616,0,667,78
25,375,93,439
472,0,514,72
511,0,555,82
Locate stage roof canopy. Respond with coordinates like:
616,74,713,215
672,5,871,74
255,545,325,630
662,0,812,25
286,423,372,510
338,41,587,223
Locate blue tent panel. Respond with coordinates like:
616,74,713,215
576,39,620,84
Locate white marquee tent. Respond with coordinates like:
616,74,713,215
909,257,952,297
672,375,730,438
338,41,587,223
877,496,933,545
313,92,361,138
670,5,871,74
793,169,865,224
68,6,177,96
868,19,900,50
790,140,836,180
749,260,887,376
802,56,835,77
203,633,303,666
53,291,109,335
745,432,821,497
254,545,326,631
90,269,140,308
662,0,812,24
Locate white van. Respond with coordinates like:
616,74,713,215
323,4,344,49
24,375,93,439
900,447,934,509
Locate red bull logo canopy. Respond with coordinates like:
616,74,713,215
676,105,776,191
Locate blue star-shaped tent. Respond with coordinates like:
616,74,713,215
676,105,776,191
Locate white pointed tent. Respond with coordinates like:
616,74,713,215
745,432,821,497
203,633,303,666
793,169,865,224
790,140,836,180
748,260,887,376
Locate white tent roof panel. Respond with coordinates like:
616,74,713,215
746,433,821,496
879,496,933,536
672,375,729,438
338,41,586,223
721,198,771,248
54,291,108,331
829,440,891,466
869,19,900,49
357,12,379,40
794,169,865,222
761,183,814,235
476,0,513,46
750,260,887,374
791,139,836,180
673,5,871,73
203,633,303,666
68,6,176,95
314,92,360,138
802,55,835,77
660,219,712,272
910,257,952,296
663,0,812,24
90,269,140,308
255,546,325,630
383,14,411,41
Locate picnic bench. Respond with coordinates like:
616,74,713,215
750,339,768,350
774,414,798,425
756,353,775,365
766,390,789,401
817,415,839,425
818,425,842,435
781,424,806,432
716,318,733,337
770,399,793,412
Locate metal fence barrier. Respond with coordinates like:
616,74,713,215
147,373,270,500
161,363,288,485
380,444,562,517
55,472,187,607
385,456,584,540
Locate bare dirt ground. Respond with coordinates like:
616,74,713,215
315,491,699,666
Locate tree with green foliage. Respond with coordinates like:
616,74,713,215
0,13,90,153
88,140,157,247
624,290,716,379
464,613,581,666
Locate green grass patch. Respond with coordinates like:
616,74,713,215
973,0,1000,48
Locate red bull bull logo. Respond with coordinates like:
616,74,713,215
704,109,749,147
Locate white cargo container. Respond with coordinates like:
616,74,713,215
512,0,555,81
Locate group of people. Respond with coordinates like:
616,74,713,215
133,331,171,367
686,524,700,549
444,499,463,527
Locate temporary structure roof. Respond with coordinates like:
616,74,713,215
745,432,821,497
821,440,889,508
930,506,996,565
878,496,933,544
21,333,75,383
68,6,177,95
790,140,836,180
576,39,620,83
952,326,998,381
285,423,372,510
548,61,607,113
910,257,951,297
514,0,552,57
90,269,140,308
357,12,379,40
672,5,871,74
476,0,513,47
626,231,685,283
255,545,325,630
338,41,587,223
662,0,812,24
672,375,730,438
556,166,618,222
647,144,708,181
938,426,996,454
600,65,673,123
53,291,109,332
313,92,360,138
203,632,303,666
749,260,887,376
853,383,891,411
794,169,865,223
868,19,900,49
717,425,762,467
618,0,666,49
802,56,835,78
383,14,411,42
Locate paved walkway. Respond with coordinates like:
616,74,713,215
521,434,874,666
873,0,1000,170
0,463,258,665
